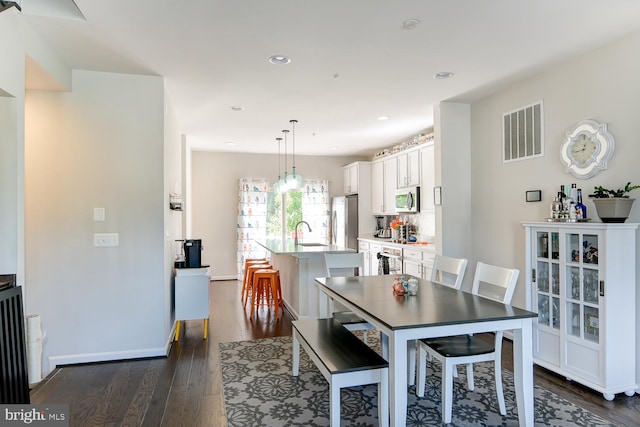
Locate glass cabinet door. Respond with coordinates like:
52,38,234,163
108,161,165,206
535,230,560,329
564,232,600,343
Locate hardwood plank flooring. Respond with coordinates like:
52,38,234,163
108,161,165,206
30,280,639,426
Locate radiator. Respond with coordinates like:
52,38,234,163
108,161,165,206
0,285,30,404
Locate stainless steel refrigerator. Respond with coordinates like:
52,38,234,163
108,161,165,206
331,195,358,250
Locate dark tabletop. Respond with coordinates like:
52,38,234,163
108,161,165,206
316,275,537,331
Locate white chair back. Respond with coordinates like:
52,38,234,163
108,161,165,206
324,252,365,277
430,255,468,289
471,262,519,304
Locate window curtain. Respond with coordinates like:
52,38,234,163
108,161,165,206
237,178,269,279
236,178,330,279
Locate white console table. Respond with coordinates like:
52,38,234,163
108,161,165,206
174,267,210,340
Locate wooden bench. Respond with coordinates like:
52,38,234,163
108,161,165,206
292,318,389,427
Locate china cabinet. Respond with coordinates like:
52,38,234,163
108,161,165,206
523,222,638,400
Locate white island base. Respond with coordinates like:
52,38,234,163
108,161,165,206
257,239,355,319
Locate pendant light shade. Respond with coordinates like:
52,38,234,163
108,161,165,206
286,119,303,191
279,129,290,193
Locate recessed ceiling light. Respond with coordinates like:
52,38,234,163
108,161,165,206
269,55,291,65
225,142,236,146
434,72,454,80
377,116,389,121
330,146,338,150
400,19,421,30
231,106,244,111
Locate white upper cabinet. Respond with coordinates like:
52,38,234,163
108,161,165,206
343,162,359,194
397,149,420,188
371,158,397,215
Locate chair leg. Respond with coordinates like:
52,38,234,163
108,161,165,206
416,343,427,397
203,318,209,340
363,330,368,343
292,333,300,376
466,362,475,390
494,356,506,415
407,340,416,386
442,360,454,424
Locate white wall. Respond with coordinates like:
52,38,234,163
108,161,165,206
469,29,640,310
25,70,172,374
190,151,364,279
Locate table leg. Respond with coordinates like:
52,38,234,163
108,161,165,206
389,333,407,427
513,319,534,426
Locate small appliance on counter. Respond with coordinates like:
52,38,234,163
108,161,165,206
174,239,208,268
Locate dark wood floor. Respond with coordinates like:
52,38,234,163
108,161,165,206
30,280,639,426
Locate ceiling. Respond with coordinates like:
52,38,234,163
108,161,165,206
18,0,640,157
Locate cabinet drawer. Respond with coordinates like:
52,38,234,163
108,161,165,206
358,241,369,251
369,243,382,254
403,248,423,261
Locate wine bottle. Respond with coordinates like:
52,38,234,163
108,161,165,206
575,188,587,219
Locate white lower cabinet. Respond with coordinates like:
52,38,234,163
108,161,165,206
359,240,371,276
523,222,638,400
369,242,381,276
402,247,435,279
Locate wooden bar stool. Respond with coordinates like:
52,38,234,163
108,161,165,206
242,263,271,307
251,269,283,319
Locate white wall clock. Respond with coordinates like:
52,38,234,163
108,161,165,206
559,119,615,179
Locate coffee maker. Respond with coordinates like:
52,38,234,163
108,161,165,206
184,239,203,268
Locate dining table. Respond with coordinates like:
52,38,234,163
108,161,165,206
316,274,538,427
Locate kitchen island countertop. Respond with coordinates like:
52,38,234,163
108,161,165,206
257,239,355,255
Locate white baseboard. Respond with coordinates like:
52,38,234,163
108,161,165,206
48,346,168,372
210,274,237,281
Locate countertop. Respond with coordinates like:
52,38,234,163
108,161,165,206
358,236,435,252
257,239,356,255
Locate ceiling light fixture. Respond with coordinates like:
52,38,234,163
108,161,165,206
278,129,290,193
269,55,291,65
434,71,454,79
273,137,283,194
285,119,302,191
377,116,389,121
400,19,421,30
230,106,244,111
225,141,235,146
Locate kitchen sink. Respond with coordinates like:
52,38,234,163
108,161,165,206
297,242,328,247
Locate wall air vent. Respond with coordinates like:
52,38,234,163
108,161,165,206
503,101,544,162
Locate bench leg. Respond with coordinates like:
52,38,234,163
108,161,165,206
379,368,389,427
329,381,340,427
292,332,300,376
174,321,181,341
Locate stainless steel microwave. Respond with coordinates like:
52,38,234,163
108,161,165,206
395,186,420,213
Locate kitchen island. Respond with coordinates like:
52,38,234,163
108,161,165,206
256,239,355,319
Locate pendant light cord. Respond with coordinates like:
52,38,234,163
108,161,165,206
290,119,298,174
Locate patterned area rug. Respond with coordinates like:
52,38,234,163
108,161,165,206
220,335,614,427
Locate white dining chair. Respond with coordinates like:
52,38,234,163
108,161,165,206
416,261,519,424
323,253,376,342
408,255,468,385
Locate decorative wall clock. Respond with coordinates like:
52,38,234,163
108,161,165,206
559,119,615,179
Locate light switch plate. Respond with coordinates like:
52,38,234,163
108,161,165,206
94,233,118,247
94,208,105,221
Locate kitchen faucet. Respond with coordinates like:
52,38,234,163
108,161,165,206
294,221,312,246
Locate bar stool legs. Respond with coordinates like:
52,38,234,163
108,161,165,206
251,269,283,319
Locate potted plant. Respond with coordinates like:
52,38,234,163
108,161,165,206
589,182,640,223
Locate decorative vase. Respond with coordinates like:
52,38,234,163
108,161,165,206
592,198,635,223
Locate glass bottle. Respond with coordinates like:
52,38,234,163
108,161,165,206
575,189,587,219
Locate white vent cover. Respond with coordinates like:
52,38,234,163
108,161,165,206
503,101,544,162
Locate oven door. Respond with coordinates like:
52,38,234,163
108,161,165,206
378,250,403,275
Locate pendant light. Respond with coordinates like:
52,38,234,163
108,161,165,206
273,137,282,194
279,129,290,193
286,119,303,191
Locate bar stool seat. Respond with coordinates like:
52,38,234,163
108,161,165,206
251,269,283,319
241,258,267,301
